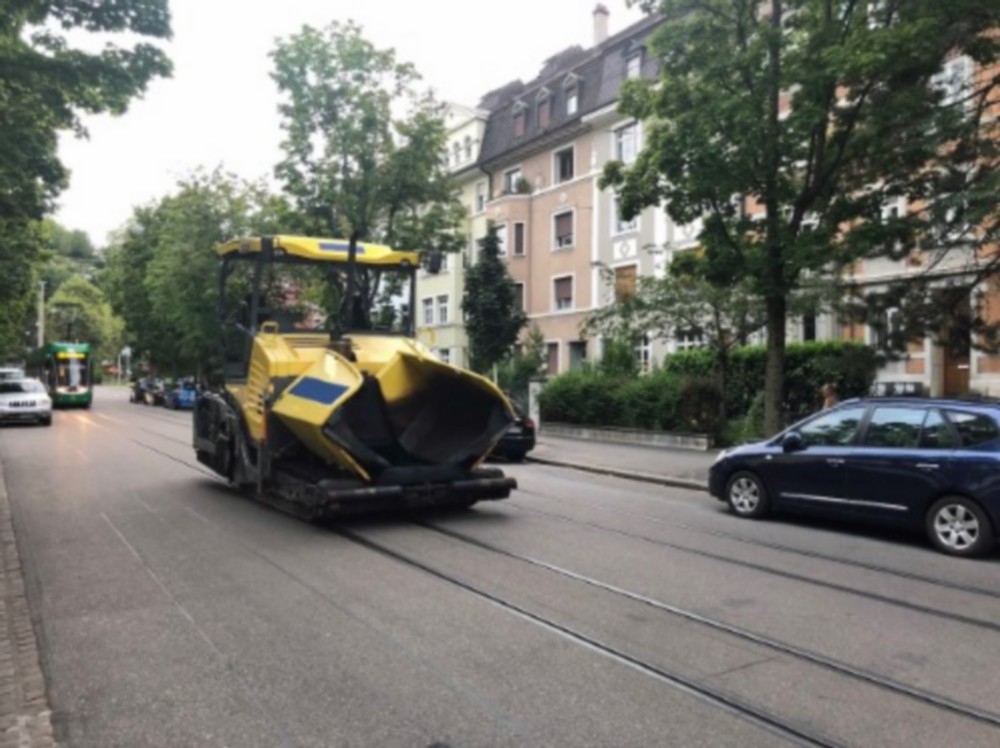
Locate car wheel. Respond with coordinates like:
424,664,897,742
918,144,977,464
926,496,995,557
507,451,526,463
39,416,52,427
725,471,770,519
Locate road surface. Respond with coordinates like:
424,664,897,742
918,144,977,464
1,387,999,746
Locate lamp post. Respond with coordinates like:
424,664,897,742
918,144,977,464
37,280,45,347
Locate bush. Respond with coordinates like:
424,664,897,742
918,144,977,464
540,341,878,435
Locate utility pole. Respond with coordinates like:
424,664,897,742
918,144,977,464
37,280,45,347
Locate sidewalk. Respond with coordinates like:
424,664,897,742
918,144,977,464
529,434,716,490
0,454,57,748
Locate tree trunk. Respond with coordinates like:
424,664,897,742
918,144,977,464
715,346,728,430
764,294,786,435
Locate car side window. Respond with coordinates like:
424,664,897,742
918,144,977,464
945,410,1000,447
863,406,925,448
920,409,958,449
799,406,866,447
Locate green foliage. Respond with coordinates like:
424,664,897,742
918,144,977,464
103,170,288,377
597,335,639,378
663,341,879,423
0,0,171,359
497,324,545,408
270,21,464,255
462,223,527,373
540,341,877,436
46,275,123,365
611,0,1000,432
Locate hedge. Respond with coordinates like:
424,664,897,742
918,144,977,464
539,341,878,435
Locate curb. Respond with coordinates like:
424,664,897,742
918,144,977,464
526,454,708,492
0,453,58,748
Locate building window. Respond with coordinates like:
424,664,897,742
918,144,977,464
869,307,901,349
437,347,451,364
636,334,652,373
463,135,473,162
614,265,637,302
503,168,522,194
513,222,526,256
513,109,526,138
537,97,551,129
437,295,449,325
614,123,638,165
554,147,574,183
675,330,704,351
566,88,579,116
554,211,574,249
476,182,487,213
422,298,434,326
546,343,559,375
626,52,642,79
803,313,816,342
613,198,638,234
513,282,525,312
452,142,461,165
569,341,587,370
931,55,973,110
495,223,507,256
554,276,573,311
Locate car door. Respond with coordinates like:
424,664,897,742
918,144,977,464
765,405,867,512
844,405,956,524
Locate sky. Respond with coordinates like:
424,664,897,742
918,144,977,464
54,0,645,246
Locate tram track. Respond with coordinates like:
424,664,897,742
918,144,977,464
335,525,841,748
416,519,1000,730
75,399,1000,744
517,477,1000,601
505,499,1000,634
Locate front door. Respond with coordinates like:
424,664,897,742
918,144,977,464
765,405,867,511
943,296,971,396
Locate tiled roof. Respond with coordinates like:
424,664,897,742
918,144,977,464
478,13,663,167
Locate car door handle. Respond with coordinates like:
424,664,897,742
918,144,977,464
826,458,845,466
915,463,940,471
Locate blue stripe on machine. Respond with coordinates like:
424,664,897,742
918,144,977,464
289,378,349,405
318,242,366,254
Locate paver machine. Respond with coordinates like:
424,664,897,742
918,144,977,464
193,235,517,518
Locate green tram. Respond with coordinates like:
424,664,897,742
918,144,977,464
26,342,93,408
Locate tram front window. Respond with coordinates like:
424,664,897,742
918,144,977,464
56,358,88,389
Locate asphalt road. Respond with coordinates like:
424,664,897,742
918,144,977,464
1,387,1000,747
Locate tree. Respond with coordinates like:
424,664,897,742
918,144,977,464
46,274,123,365
104,171,289,377
0,1,172,358
605,0,1000,433
585,254,768,423
462,223,527,374
497,324,546,407
270,21,466,316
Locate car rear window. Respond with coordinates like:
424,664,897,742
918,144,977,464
945,410,1000,447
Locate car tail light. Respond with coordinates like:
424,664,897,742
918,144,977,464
524,417,535,430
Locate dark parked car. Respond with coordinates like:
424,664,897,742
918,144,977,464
130,377,165,406
709,398,1000,557
491,401,536,462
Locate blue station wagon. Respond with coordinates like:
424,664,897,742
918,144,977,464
709,398,1000,557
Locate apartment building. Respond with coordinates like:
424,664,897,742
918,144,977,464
477,5,671,374
415,103,490,368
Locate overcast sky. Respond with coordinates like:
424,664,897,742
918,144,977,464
54,0,644,245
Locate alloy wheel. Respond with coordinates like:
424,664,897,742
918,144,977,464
933,504,980,552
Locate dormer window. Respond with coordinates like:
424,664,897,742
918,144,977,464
626,51,642,79
452,142,461,165
512,101,527,138
463,135,473,162
562,73,581,116
536,88,552,129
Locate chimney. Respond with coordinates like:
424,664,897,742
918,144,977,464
593,4,609,46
